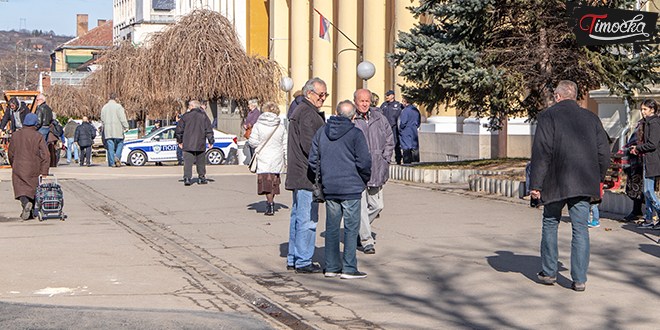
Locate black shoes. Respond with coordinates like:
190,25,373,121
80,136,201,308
295,263,323,274
265,203,274,216
363,244,375,254
537,271,557,285
572,282,586,292
340,271,367,279
184,178,192,186
198,176,208,184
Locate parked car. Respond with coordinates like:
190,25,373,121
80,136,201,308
120,125,237,166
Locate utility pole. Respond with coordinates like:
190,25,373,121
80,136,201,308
23,52,27,89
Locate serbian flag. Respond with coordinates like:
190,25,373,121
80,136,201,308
317,10,330,42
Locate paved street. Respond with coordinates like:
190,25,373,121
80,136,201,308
1,162,660,329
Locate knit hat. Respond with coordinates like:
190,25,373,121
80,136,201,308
23,113,38,126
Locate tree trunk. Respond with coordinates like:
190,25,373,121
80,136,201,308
539,27,554,109
498,115,508,158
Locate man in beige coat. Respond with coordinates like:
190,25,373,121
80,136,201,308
101,93,129,167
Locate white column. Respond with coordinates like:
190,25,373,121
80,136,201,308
270,0,290,107
336,0,358,105
290,0,310,93
363,0,386,99
312,0,334,114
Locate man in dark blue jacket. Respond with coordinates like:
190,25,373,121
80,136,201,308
309,100,371,279
530,80,610,292
176,100,214,186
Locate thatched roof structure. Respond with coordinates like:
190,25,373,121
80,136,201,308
47,9,283,120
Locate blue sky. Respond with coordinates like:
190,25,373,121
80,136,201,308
0,0,113,36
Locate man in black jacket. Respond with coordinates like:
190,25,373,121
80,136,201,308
285,77,327,274
380,90,402,164
34,95,53,140
176,100,214,186
0,97,29,134
74,116,97,167
529,80,610,292
309,100,371,279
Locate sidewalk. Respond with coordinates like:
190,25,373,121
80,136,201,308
2,162,660,329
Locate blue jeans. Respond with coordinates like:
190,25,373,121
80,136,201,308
541,197,590,284
106,138,124,167
325,199,361,274
643,175,660,220
38,127,50,141
590,204,599,222
287,189,319,268
66,138,79,163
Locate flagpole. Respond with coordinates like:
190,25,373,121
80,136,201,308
314,8,361,51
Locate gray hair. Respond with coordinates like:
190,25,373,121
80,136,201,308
555,80,577,100
303,77,326,97
336,100,356,118
262,102,280,115
37,95,45,102
189,100,200,108
248,99,259,107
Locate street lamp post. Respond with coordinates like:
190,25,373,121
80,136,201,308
357,61,375,89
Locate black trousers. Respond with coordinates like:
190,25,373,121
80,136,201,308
392,125,402,164
80,146,92,166
402,149,419,164
183,150,207,179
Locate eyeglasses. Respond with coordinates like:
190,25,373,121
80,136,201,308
312,91,329,98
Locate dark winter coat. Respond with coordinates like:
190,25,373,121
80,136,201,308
353,108,394,187
636,114,660,177
175,108,214,152
8,126,50,199
0,99,30,133
309,116,371,200
380,100,402,128
287,94,305,119
35,102,53,130
529,99,610,205
75,121,97,148
399,104,421,149
285,98,326,191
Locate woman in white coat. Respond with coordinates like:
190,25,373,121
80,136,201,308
248,102,288,216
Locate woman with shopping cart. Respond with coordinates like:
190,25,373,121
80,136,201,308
7,113,49,220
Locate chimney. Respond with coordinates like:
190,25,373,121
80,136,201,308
98,19,106,26
77,14,88,36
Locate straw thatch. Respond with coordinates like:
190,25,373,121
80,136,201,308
47,9,283,121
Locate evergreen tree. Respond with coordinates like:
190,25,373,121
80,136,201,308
389,0,660,127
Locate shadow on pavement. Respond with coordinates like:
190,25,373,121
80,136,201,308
246,201,289,214
0,301,275,330
487,250,567,284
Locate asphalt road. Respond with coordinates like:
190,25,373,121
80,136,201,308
1,161,660,329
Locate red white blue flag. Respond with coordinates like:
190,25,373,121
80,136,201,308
318,11,330,42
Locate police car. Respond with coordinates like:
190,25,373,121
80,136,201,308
120,126,237,166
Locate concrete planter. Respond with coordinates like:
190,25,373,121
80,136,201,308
389,165,504,184
468,175,526,198
599,190,632,215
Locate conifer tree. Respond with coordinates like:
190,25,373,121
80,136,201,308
389,0,660,128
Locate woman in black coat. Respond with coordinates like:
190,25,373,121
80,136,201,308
632,99,660,228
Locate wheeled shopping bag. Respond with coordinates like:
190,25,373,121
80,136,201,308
34,174,65,221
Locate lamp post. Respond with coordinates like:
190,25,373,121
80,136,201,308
357,61,375,89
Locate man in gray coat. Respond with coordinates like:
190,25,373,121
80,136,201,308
530,80,610,292
100,93,129,167
353,89,394,254
176,100,214,186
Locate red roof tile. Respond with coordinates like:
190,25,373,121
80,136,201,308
58,19,113,49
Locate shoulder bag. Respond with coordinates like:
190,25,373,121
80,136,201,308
312,133,325,203
248,122,280,173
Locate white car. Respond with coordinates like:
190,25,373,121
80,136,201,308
120,125,237,166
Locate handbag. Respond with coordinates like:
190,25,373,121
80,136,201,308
312,134,325,203
248,122,280,174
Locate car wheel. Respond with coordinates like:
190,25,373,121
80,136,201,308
128,150,147,166
207,148,225,165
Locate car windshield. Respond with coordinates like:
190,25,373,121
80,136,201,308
143,127,166,139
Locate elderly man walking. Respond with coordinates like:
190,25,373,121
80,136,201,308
530,80,610,292
285,77,327,274
34,94,53,141
176,100,214,186
353,89,394,254
309,100,371,279
100,93,129,167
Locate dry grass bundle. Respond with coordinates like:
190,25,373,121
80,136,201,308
147,9,283,110
45,83,104,120
46,9,283,122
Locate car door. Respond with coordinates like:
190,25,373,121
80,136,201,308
150,127,178,161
